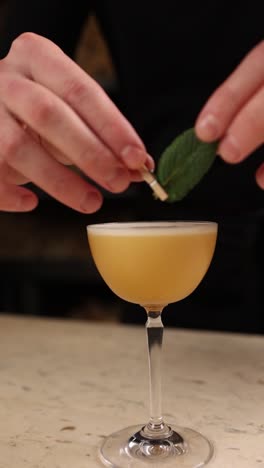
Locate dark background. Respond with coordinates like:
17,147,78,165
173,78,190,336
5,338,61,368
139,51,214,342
0,1,263,333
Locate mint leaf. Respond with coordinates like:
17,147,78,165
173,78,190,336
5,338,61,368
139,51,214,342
156,128,218,202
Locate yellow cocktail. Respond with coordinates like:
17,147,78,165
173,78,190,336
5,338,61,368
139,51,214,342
88,221,217,306
87,221,218,468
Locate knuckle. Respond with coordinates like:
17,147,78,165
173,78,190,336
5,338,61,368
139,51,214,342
0,69,20,96
11,32,38,54
4,75,22,97
30,97,56,126
62,79,88,104
10,32,63,61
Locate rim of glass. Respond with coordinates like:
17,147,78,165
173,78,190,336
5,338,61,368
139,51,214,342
87,221,218,232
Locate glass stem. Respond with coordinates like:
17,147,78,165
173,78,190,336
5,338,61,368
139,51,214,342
143,307,171,439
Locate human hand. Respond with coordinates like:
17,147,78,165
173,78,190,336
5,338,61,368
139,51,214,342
195,41,264,189
0,33,154,212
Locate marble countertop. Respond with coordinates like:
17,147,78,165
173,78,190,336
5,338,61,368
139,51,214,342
0,314,263,467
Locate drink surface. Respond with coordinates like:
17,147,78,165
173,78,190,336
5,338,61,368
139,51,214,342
87,222,217,306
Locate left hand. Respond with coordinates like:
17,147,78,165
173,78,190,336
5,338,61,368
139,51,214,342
195,41,264,189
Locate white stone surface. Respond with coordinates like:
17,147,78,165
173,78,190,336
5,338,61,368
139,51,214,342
0,314,263,467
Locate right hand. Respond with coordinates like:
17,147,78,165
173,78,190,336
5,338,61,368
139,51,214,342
0,33,154,212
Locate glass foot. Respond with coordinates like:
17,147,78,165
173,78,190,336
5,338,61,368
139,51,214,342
99,423,214,467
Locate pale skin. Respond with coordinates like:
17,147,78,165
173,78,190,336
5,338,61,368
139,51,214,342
0,34,263,213
195,40,264,189
0,33,154,213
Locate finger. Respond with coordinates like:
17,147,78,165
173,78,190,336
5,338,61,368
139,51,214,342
8,33,154,170
195,41,264,141
0,108,103,213
0,73,130,193
0,182,38,212
31,130,143,183
256,162,264,189
21,125,155,182
41,139,149,182
0,160,29,184
217,85,264,163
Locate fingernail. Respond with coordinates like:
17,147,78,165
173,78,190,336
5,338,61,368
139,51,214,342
80,191,102,213
121,145,150,170
107,167,129,192
146,154,155,172
196,114,219,141
218,134,241,162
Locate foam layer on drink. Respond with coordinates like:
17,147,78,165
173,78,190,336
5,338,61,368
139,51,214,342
87,221,217,236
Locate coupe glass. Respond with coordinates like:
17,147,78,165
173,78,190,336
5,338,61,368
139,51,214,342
87,221,218,467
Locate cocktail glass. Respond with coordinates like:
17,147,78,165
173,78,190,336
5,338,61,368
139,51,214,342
87,221,218,467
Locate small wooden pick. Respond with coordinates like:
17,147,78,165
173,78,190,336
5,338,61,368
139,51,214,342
140,165,168,201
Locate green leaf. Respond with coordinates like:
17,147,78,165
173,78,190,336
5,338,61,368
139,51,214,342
156,128,218,202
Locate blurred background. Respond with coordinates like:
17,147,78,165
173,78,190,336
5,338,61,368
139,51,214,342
0,1,263,333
